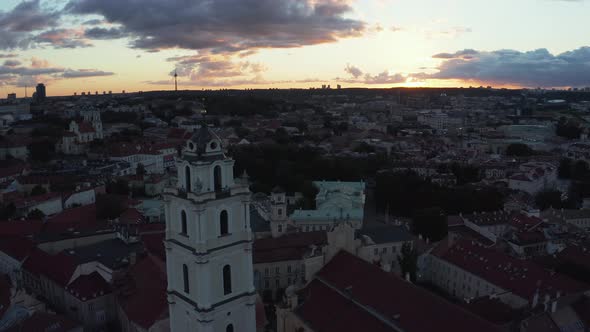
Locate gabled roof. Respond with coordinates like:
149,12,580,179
0,236,34,261
297,251,501,332
22,248,77,287
357,224,413,244
119,255,168,330
66,272,111,302
253,231,326,264
434,239,588,301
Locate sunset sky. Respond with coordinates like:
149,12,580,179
1,0,590,96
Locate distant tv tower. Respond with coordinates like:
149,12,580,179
174,71,178,92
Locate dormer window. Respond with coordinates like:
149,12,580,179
188,142,194,150
210,141,218,150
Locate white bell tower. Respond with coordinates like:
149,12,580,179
164,125,256,332
270,186,287,238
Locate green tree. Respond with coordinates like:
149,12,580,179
398,242,418,282
559,158,573,179
0,203,16,220
535,189,566,210
27,209,45,220
96,194,127,219
30,185,47,196
412,207,447,242
506,143,533,157
136,163,146,177
28,139,56,162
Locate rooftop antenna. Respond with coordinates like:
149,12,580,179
174,70,178,92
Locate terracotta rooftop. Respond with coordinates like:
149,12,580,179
119,255,168,330
22,248,78,287
435,239,588,301
296,251,501,332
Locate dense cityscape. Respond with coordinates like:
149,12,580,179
2,0,590,331
1,85,590,331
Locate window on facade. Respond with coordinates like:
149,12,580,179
275,279,280,288
382,247,387,254
265,268,269,276
287,265,292,273
214,165,222,192
220,210,229,236
223,265,232,295
278,208,283,216
392,246,396,253
374,248,378,255
275,267,280,275
185,165,191,192
278,225,283,233
226,324,234,332
183,264,190,293
181,210,187,235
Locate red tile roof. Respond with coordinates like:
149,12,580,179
141,232,165,262
435,239,589,301
22,248,77,287
119,208,145,224
0,220,43,237
0,236,34,261
66,272,111,302
46,204,98,231
0,163,26,181
253,231,327,264
119,255,168,330
297,251,501,332
77,121,96,133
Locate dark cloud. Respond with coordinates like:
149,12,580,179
432,49,479,59
3,60,21,67
343,65,406,84
34,28,92,48
0,0,60,32
0,0,61,50
84,26,127,39
82,18,103,25
62,69,114,78
345,64,363,78
429,47,590,87
0,57,115,88
170,52,265,80
67,0,365,53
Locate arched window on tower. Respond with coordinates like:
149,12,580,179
223,265,232,295
220,210,229,236
185,165,191,192
183,264,190,293
226,324,234,332
213,165,222,192
181,210,187,235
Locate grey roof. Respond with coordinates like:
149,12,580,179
250,208,270,233
63,238,144,270
190,125,216,154
356,224,413,244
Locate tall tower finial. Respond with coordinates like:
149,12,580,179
174,71,178,92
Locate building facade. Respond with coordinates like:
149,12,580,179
164,126,256,332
